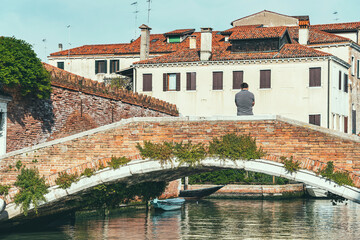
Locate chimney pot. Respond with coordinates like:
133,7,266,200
139,24,152,60
200,27,212,61
189,35,196,49
58,43,63,51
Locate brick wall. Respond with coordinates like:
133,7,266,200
6,63,178,152
2,117,360,190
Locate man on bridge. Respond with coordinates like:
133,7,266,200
235,82,255,116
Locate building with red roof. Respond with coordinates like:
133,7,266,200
48,10,360,134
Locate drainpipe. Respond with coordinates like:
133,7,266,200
327,59,330,129
133,67,137,92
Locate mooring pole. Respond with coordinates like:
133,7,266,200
184,176,189,190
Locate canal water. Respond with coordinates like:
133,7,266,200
1,199,360,240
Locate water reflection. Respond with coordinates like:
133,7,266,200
1,199,360,240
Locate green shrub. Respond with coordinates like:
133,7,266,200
55,172,79,189
107,156,131,169
136,141,174,165
173,141,207,167
208,133,265,160
318,161,354,186
0,184,11,196
15,160,23,171
81,168,95,178
14,168,49,216
281,156,301,173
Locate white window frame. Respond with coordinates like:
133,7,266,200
351,56,355,76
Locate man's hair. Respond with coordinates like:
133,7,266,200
240,82,248,89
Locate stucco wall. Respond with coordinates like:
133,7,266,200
232,11,298,27
136,58,348,128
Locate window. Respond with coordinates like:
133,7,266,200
163,73,180,91
309,67,321,87
260,70,271,89
344,116,348,133
110,60,119,73
143,74,152,91
95,60,107,74
338,71,342,90
309,114,321,126
212,72,223,90
233,71,243,89
186,72,196,90
57,62,64,70
351,56,355,76
357,60,360,79
344,73,348,93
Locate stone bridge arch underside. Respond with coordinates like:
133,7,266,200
1,115,360,225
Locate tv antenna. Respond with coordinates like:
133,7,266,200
67,25,71,70
131,2,139,40
333,11,339,21
147,0,152,24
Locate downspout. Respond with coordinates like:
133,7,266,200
327,59,331,129
133,66,137,92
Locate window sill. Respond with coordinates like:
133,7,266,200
258,88,272,90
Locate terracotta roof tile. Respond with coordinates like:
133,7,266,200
221,25,263,35
164,29,195,36
287,26,352,44
229,26,288,40
50,31,224,57
135,43,331,65
312,22,360,32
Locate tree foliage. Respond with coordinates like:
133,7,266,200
0,36,51,99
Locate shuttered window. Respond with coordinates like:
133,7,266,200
110,60,119,73
233,71,243,89
338,71,342,90
344,116,348,133
309,67,321,87
213,72,223,90
357,60,360,79
95,60,107,74
163,73,180,91
186,72,196,90
143,74,152,91
57,62,64,70
344,73,348,93
309,114,321,126
260,70,271,89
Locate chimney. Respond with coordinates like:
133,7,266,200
58,43,63,51
200,28,212,61
139,24,152,60
189,35,196,49
298,21,309,45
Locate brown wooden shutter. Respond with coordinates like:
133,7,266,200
176,73,180,91
344,74,348,93
233,71,243,89
309,67,321,87
344,116,348,133
143,74,152,91
213,72,223,90
309,114,321,126
260,70,271,88
186,72,196,90
163,73,167,91
339,71,342,90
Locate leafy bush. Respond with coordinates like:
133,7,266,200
81,168,95,178
55,172,79,189
15,160,23,171
173,141,207,167
208,133,265,160
14,168,49,216
318,161,354,186
107,156,131,169
136,141,174,165
281,156,301,173
0,184,11,196
0,37,51,99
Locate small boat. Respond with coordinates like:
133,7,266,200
150,198,185,211
179,185,225,199
305,185,328,198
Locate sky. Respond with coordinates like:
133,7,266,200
1,0,359,62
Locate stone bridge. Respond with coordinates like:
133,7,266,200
1,115,360,226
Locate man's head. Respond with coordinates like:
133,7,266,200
240,82,249,89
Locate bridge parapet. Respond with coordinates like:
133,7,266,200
1,115,360,202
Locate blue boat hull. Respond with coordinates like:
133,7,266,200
150,198,185,211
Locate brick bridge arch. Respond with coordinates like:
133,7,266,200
1,115,360,223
